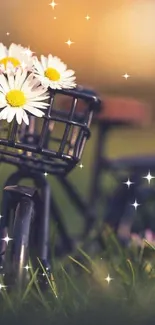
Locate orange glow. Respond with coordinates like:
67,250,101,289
0,0,155,101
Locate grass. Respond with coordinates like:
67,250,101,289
0,124,155,324
1,230,155,325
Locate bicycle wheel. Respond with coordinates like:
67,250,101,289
6,196,35,290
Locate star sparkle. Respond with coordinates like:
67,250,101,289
22,47,34,56
124,178,134,188
105,274,113,284
85,15,90,20
23,264,31,271
44,172,48,177
1,235,13,245
122,73,130,80
79,163,84,169
131,200,140,210
143,171,155,185
0,284,7,290
49,1,57,9
65,39,74,47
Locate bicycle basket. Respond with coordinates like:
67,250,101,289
0,87,101,175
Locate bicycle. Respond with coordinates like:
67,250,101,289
0,86,101,291
48,95,155,255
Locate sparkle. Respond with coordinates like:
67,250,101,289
22,47,34,56
44,172,48,177
49,1,57,9
54,17,57,19
0,215,3,220
85,15,90,20
0,284,7,290
122,73,130,79
143,171,155,185
1,235,13,244
131,200,140,210
124,178,134,188
79,163,84,169
23,264,31,271
65,39,74,47
105,274,113,284
6,32,10,36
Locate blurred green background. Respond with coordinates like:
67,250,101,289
0,0,155,238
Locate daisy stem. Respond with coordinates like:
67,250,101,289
5,121,14,152
8,120,14,139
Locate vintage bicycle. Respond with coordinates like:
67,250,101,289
0,86,101,290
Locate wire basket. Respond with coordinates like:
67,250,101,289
0,87,101,175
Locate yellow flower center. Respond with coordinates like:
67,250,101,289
44,67,60,81
6,90,26,107
0,57,20,68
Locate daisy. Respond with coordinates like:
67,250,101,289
0,67,50,125
33,54,76,90
0,43,34,74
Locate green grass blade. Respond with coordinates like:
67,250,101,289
126,259,135,288
68,255,91,274
60,263,85,302
144,239,155,251
37,257,58,299
77,247,95,266
22,267,39,302
29,260,51,312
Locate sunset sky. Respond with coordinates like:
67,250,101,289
0,0,155,105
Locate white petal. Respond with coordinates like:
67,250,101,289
0,86,6,94
16,109,23,125
16,69,28,89
7,73,15,90
62,70,75,78
0,43,7,59
27,95,49,102
63,83,76,89
8,43,19,57
0,74,9,93
33,58,44,75
26,86,49,98
22,110,29,125
41,55,48,70
0,103,6,108
7,109,16,123
24,105,45,117
14,68,22,88
0,93,6,107
21,74,36,92
0,106,9,119
48,81,62,90
27,101,49,109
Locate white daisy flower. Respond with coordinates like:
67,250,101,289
0,68,50,125
0,43,34,74
33,54,76,90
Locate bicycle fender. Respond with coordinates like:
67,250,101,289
4,185,37,198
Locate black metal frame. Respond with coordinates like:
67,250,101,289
0,87,101,175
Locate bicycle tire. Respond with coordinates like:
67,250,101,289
9,196,35,290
